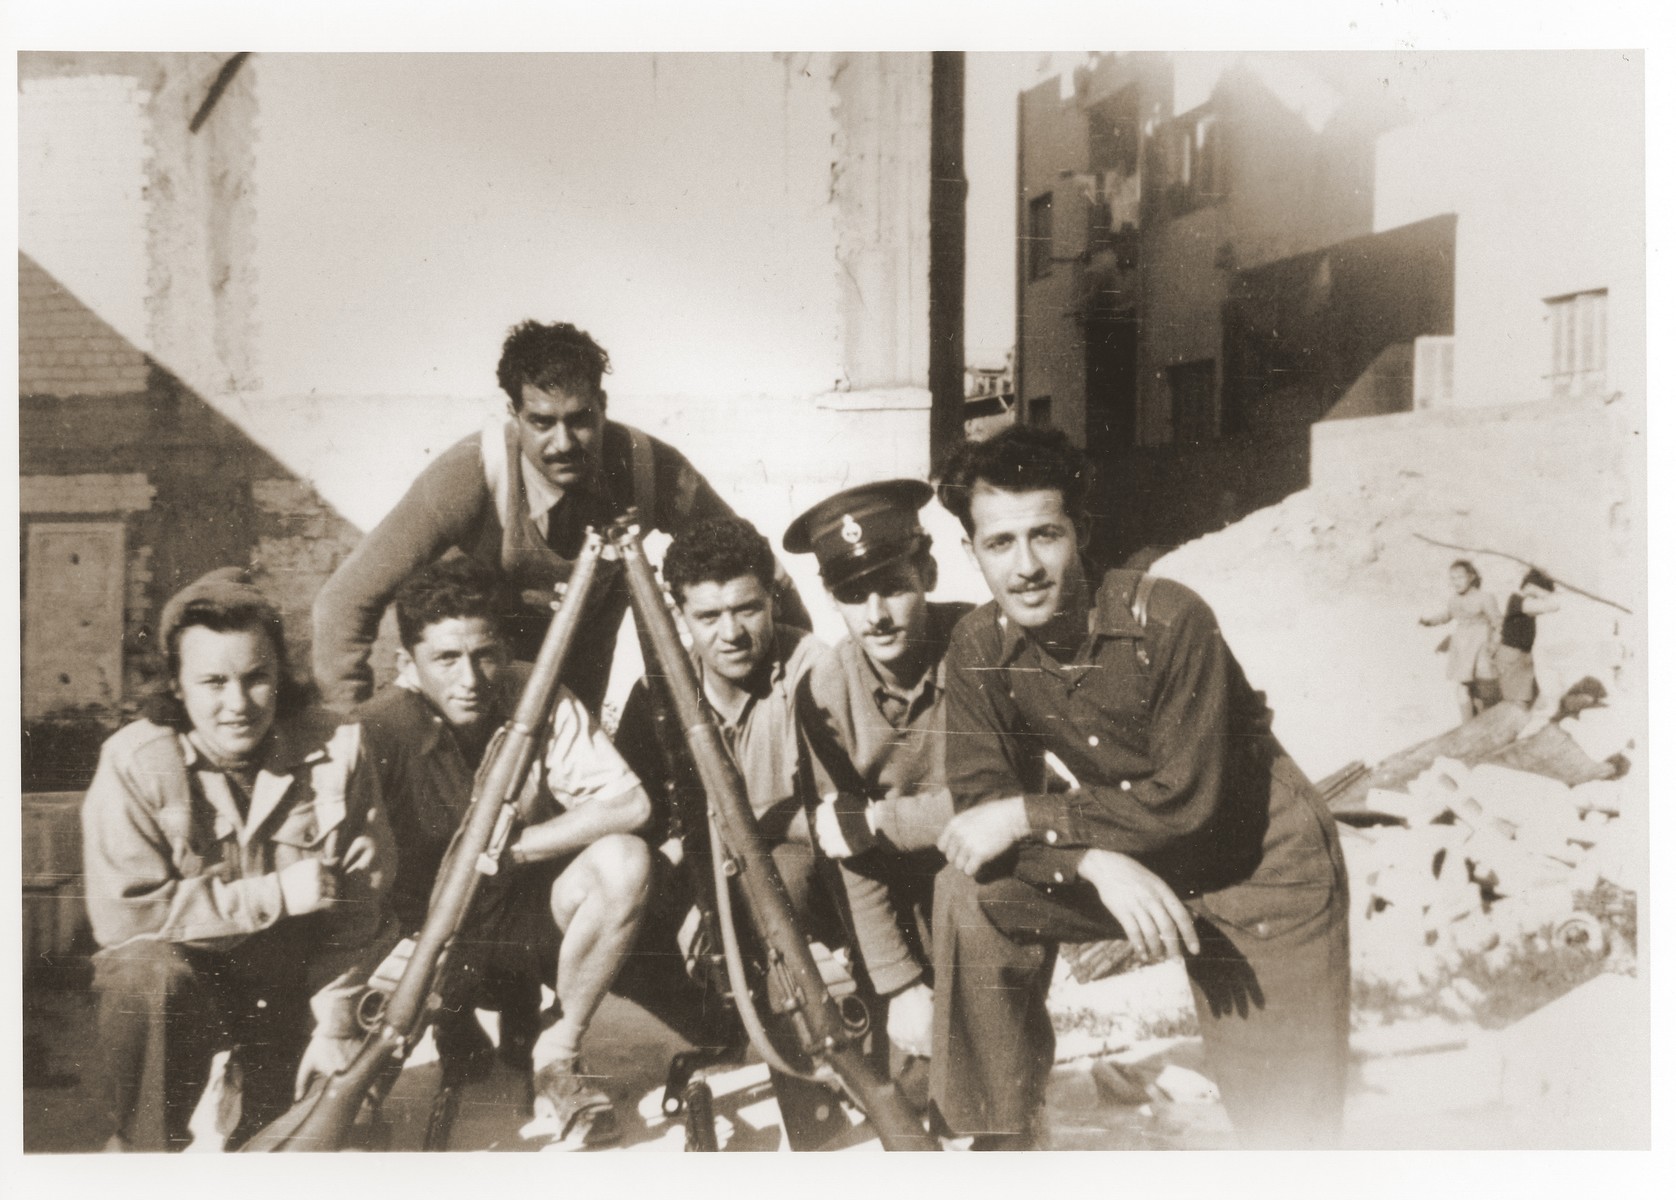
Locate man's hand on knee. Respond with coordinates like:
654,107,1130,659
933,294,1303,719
937,797,1030,876
1075,849,1200,960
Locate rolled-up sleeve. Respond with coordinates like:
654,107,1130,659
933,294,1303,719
546,686,641,808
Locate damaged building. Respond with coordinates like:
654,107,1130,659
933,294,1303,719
1014,51,1642,561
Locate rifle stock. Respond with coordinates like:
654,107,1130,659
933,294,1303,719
245,533,606,1151
613,518,937,1151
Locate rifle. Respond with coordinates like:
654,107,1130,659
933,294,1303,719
242,533,607,1152
613,516,937,1151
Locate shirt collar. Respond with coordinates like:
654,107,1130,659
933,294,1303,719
696,625,801,726
993,571,1143,664
516,420,620,524
519,446,565,522
861,604,955,716
1091,570,1148,639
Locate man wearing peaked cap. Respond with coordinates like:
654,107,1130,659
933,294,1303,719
782,478,936,589
786,480,971,1107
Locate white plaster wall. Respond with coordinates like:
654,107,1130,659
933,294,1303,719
250,53,844,402
1373,52,1644,407
18,74,154,356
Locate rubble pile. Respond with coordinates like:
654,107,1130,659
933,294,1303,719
1343,742,1636,1017
1152,472,1633,782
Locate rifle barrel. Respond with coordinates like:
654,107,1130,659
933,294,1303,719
247,533,606,1151
614,522,936,1151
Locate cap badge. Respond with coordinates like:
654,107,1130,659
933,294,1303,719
840,513,863,544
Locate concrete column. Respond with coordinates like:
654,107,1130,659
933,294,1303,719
828,51,933,400
143,52,261,395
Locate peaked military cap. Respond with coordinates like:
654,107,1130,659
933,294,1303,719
783,479,934,590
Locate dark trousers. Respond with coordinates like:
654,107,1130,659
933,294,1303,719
92,923,317,1151
930,855,1350,1148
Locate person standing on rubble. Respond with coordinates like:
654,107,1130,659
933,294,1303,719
1491,568,1561,707
1419,558,1501,722
927,426,1350,1150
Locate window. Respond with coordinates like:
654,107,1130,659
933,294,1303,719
1166,110,1223,215
1167,359,1217,444
1546,289,1608,398
1413,336,1455,410
1027,192,1054,281
1028,395,1053,426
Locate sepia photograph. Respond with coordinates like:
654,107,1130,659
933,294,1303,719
8,1,1658,1174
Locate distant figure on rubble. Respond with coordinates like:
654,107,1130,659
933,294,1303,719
81,569,397,1151
1419,558,1501,722
1492,568,1560,708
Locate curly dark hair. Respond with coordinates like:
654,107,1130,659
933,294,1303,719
394,557,509,649
496,320,612,408
143,602,312,731
662,516,775,607
935,425,1093,536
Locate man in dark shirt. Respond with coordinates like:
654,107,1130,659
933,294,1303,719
354,559,657,1146
314,320,807,714
929,427,1350,1149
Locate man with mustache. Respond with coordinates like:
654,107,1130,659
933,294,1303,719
783,480,970,1096
929,426,1350,1149
313,320,808,716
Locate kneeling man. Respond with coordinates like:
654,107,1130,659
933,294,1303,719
931,428,1350,1149
355,559,654,1145
785,481,970,1075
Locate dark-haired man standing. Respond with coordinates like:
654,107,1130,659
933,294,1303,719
929,426,1350,1149
314,320,807,714
354,558,656,1146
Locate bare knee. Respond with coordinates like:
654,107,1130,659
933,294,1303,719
590,833,652,904
552,834,652,928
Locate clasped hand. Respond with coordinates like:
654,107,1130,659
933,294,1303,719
937,797,1029,877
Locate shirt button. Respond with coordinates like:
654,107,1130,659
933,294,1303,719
1053,872,1066,884
1120,780,1132,792
1087,735,1100,747
1045,829,1059,844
